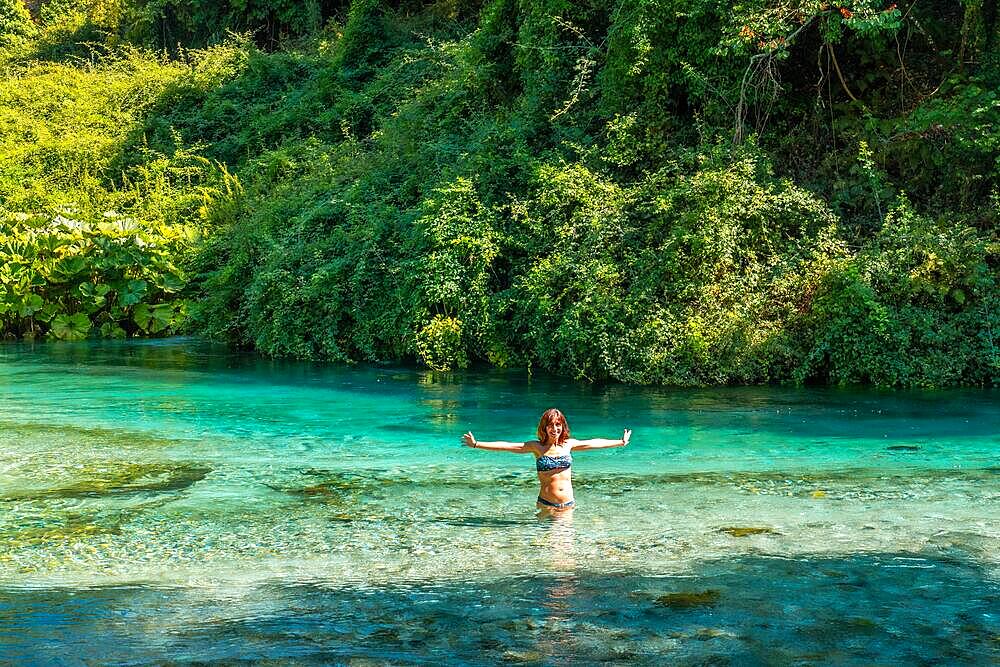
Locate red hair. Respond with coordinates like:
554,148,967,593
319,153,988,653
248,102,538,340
537,408,571,446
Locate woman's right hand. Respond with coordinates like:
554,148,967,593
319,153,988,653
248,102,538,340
462,431,477,448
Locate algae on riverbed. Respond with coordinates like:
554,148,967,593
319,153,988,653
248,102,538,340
2,462,211,501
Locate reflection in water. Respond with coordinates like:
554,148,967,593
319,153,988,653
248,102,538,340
538,508,577,570
535,510,579,662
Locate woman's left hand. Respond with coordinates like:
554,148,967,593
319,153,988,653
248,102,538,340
622,428,632,446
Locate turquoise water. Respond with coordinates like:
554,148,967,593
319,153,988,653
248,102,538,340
0,339,997,664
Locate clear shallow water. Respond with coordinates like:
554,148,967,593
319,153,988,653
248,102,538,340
0,339,997,664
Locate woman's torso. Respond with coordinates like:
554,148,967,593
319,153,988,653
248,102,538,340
533,441,574,503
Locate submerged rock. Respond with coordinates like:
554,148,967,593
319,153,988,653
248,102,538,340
1,420,181,450
9,512,123,546
841,616,879,631
501,650,545,663
3,462,211,501
281,472,370,506
654,589,721,608
693,627,738,640
718,526,779,537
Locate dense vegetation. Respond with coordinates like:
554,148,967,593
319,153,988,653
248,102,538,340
0,0,996,386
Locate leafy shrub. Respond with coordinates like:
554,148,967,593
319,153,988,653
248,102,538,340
1,0,996,388
0,0,35,50
0,47,231,341
798,202,998,386
415,315,467,370
123,0,333,49
0,203,201,340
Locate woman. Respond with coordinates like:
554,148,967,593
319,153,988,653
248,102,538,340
462,408,631,512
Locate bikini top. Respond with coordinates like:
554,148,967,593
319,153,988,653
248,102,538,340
535,453,572,472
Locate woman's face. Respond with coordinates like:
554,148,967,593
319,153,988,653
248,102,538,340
546,419,564,442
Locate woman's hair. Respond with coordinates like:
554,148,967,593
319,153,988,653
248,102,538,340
537,408,571,446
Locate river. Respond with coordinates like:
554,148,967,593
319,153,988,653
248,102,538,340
1,339,997,664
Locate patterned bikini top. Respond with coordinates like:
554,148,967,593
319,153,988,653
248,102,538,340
535,453,572,472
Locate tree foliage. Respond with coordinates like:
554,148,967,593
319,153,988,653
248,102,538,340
0,0,35,49
0,0,996,386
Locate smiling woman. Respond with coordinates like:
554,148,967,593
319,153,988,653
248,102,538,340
462,408,631,513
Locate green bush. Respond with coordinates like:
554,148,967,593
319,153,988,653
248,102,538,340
0,202,201,340
415,315,467,370
1,0,996,387
0,0,35,50
0,45,232,341
798,202,999,386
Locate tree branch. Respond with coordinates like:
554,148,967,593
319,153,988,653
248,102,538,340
734,11,824,144
827,42,860,102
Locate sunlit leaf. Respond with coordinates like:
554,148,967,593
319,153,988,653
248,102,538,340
133,303,173,333
17,293,43,317
153,272,185,293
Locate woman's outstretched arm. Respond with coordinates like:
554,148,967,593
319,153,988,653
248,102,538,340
462,432,536,453
570,429,632,451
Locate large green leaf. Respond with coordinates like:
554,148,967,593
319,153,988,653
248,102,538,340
17,293,43,317
1,239,35,259
133,303,173,333
36,302,58,323
117,279,148,306
78,281,111,309
99,322,127,338
50,255,88,282
50,313,91,341
35,234,68,255
7,265,44,290
153,272,185,293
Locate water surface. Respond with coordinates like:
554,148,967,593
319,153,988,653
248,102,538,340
1,339,997,664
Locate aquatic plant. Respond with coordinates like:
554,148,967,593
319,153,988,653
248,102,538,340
2,462,211,501
654,589,722,608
